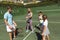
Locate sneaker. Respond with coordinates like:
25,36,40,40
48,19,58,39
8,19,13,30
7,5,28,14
26,30,29,32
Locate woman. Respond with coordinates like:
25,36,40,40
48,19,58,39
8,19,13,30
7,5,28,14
42,15,50,40
26,8,33,32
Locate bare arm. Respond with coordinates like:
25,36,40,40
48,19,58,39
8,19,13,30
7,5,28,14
26,12,33,19
13,20,17,27
4,19,9,26
4,19,12,30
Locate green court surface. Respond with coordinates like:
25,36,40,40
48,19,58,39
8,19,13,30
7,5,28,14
0,4,60,40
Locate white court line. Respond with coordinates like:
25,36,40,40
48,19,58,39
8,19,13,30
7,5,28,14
22,19,60,40
0,20,60,26
23,28,36,40
15,20,60,23
37,9,60,12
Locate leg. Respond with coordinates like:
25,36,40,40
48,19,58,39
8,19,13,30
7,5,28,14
46,35,50,40
13,30,16,38
29,20,33,31
26,23,29,30
42,35,46,40
9,32,13,40
26,23,29,32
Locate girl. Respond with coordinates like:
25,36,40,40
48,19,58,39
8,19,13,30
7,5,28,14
35,11,43,31
26,8,33,32
42,15,50,40
37,11,43,27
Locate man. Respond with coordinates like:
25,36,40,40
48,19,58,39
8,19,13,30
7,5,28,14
4,6,17,40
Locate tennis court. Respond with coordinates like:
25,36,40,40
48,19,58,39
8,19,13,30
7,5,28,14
0,4,60,40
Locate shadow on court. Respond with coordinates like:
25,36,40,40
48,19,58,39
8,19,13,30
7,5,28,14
35,25,40,30
16,28,23,36
16,28,19,36
35,32,42,40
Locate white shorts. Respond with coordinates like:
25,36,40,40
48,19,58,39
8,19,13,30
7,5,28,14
6,25,16,32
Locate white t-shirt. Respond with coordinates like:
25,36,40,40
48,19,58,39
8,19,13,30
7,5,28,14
39,15,43,23
43,19,48,27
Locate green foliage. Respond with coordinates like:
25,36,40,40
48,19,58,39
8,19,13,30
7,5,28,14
0,5,27,19
0,3,60,40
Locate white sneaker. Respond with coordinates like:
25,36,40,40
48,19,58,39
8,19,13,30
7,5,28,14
31,30,34,33
26,30,29,32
